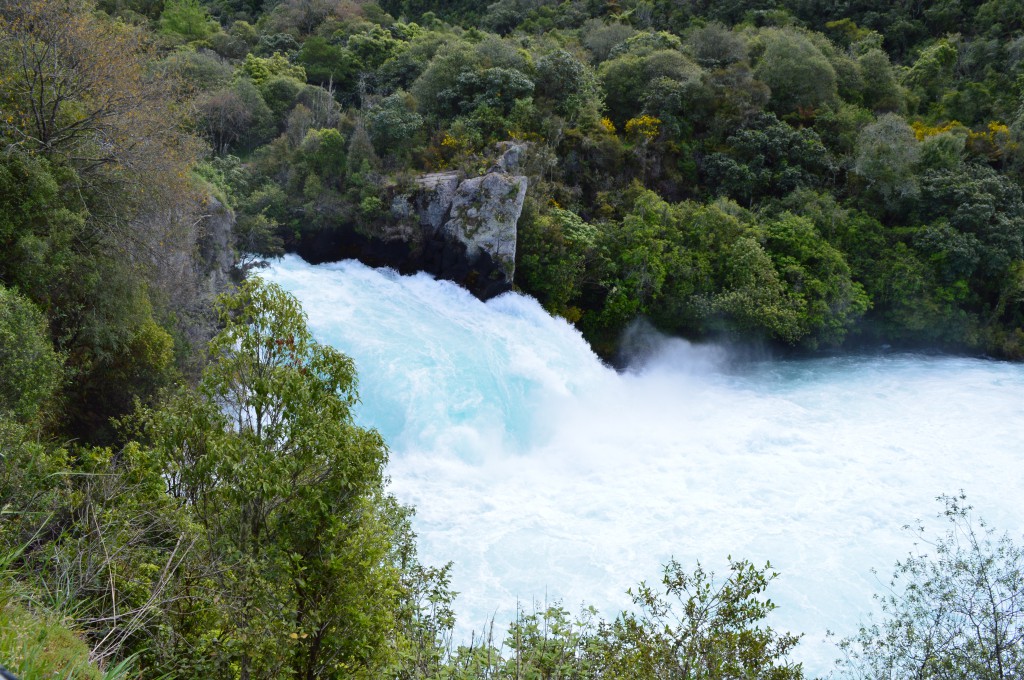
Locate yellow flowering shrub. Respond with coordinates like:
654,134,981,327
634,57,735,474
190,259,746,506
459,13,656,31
624,115,661,141
910,119,965,141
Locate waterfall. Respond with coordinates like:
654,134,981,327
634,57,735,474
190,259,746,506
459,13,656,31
262,254,1024,674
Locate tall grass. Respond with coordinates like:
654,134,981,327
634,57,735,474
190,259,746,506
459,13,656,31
0,523,135,680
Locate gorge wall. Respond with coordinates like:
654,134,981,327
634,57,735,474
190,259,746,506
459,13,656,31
294,143,529,300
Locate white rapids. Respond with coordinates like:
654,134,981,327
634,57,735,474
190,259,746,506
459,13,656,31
262,254,1024,675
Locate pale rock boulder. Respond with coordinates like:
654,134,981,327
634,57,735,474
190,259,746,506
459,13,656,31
441,171,528,282
294,142,529,297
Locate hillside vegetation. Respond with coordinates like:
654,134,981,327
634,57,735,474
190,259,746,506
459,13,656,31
147,0,1024,358
2,0,1024,678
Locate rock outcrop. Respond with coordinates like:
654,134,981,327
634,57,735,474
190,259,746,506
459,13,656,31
292,143,529,300
198,196,237,293
440,171,526,282
400,143,528,298
414,171,461,233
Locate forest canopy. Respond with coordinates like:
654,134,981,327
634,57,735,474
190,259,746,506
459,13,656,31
94,0,1024,360
3,0,1024,677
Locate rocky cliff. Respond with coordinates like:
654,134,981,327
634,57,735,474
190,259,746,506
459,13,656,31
293,143,529,300
198,196,237,293
395,142,529,298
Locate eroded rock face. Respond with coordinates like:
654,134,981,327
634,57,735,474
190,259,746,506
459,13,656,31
442,171,527,281
295,144,529,300
395,148,528,299
415,171,461,234
495,141,527,173
199,196,236,293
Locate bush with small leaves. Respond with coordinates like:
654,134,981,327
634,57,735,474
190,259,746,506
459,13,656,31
836,493,1024,680
0,285,63,424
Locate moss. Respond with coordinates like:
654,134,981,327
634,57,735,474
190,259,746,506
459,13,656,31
0,595,106,680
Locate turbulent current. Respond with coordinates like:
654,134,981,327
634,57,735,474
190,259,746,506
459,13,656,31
262,254,1024,674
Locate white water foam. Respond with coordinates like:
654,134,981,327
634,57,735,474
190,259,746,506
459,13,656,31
262,255,1024,675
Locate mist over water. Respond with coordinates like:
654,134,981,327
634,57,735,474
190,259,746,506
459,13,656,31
262,255,1024,675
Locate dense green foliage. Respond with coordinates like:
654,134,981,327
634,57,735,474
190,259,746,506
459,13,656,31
0,286,64,423
126,0,1024,359
0,281,452,679
4,0,1024,677
0,0,205,441
433,559,805,680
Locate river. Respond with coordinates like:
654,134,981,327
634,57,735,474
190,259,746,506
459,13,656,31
262,254,1024,675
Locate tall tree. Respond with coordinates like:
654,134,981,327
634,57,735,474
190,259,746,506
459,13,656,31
159,0,217,42
0,0,206,442
148,279,403,679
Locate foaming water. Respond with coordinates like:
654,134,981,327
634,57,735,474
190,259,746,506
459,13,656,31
262,255,1024,674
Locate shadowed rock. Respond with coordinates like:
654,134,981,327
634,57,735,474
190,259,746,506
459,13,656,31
293,143,529,300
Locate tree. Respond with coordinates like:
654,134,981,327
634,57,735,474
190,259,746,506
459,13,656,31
297,36,357,90
345,23,403,72
198,79,275,153
259,75,304,122
581,19,637,63
756,212,870,348
599,48,702,127
595,189,681,332
0,284,63,423
0,0,207,443
702,113,835,205
903,39,957,112
158,47,234,90
837,494,1024,679
853,113,921,213
687,62,770,139
159,0,217,42
914,165,1024,284
376,29,449,93
366,91,424,161
517,206,603,322
482,0,526,34
237,52,307,87
409,41,477,119
601,558,805,679
0,0,198,187
686,21,748,69
147,279,403,679
198,87,255,155
698,233,805,344
534,49,603,125
299,127,347,186
975,0,1024,38
857,48,904,113
753,28,837,117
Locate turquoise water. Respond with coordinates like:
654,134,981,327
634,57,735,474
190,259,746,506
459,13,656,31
262,255,1024,674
